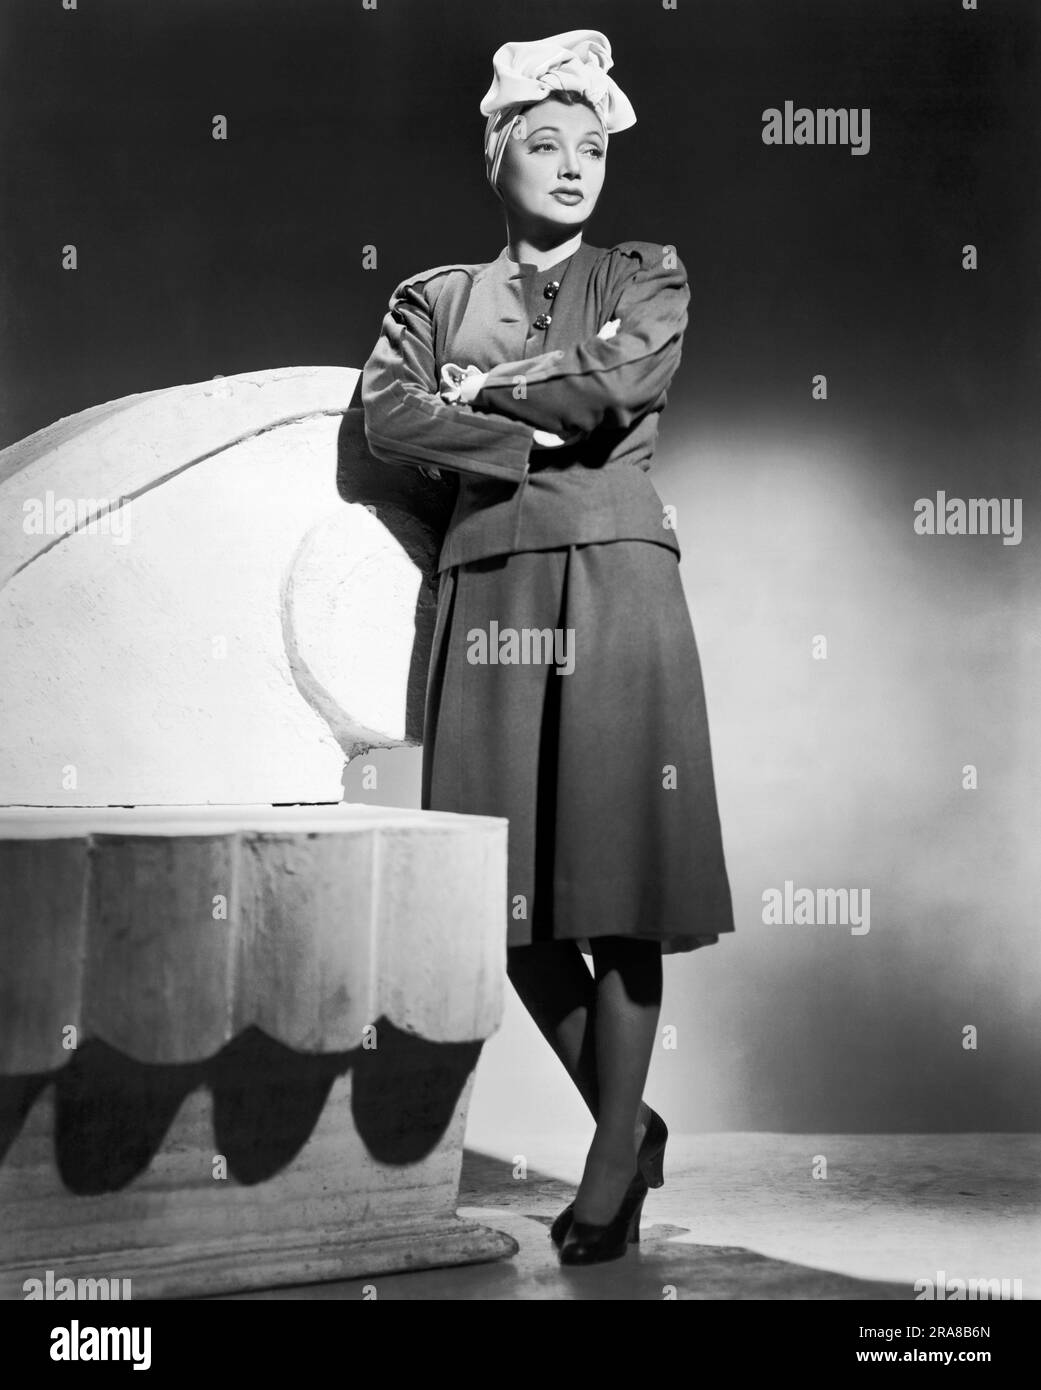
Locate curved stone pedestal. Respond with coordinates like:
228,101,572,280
0,369,514,1297
0,366,445,806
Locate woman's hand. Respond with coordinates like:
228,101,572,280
457,367,489,404
440,322,620,446
440,363,488,405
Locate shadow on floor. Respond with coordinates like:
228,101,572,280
455,1147,913,1300
215,1146,916,1299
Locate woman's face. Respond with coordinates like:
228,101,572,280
497,97,606,227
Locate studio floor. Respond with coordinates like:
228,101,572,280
221,1133,1040,1301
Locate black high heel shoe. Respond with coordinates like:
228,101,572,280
559,1172,648,1265
550,1109,668,1248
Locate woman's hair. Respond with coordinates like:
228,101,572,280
541,89,602,119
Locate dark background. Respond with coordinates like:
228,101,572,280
1,0,1038,460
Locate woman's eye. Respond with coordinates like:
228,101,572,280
530,142,604,158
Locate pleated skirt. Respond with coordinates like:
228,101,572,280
420,541,735,955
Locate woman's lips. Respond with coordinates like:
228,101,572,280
551,190,583,204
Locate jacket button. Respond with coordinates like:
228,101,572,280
533,312,552,329
543,281,560,299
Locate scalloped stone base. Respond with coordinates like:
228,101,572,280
0,805,514,1298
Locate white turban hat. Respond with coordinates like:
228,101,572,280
480,30,637,200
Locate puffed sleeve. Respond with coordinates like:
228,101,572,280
361,270,536,483
470,244,689,437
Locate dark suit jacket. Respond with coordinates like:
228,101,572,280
360,239,687,574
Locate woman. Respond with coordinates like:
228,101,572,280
361,30,734,1266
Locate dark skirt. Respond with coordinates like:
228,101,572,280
420,541,735,955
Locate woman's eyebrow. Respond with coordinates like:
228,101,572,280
527,124,604,141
